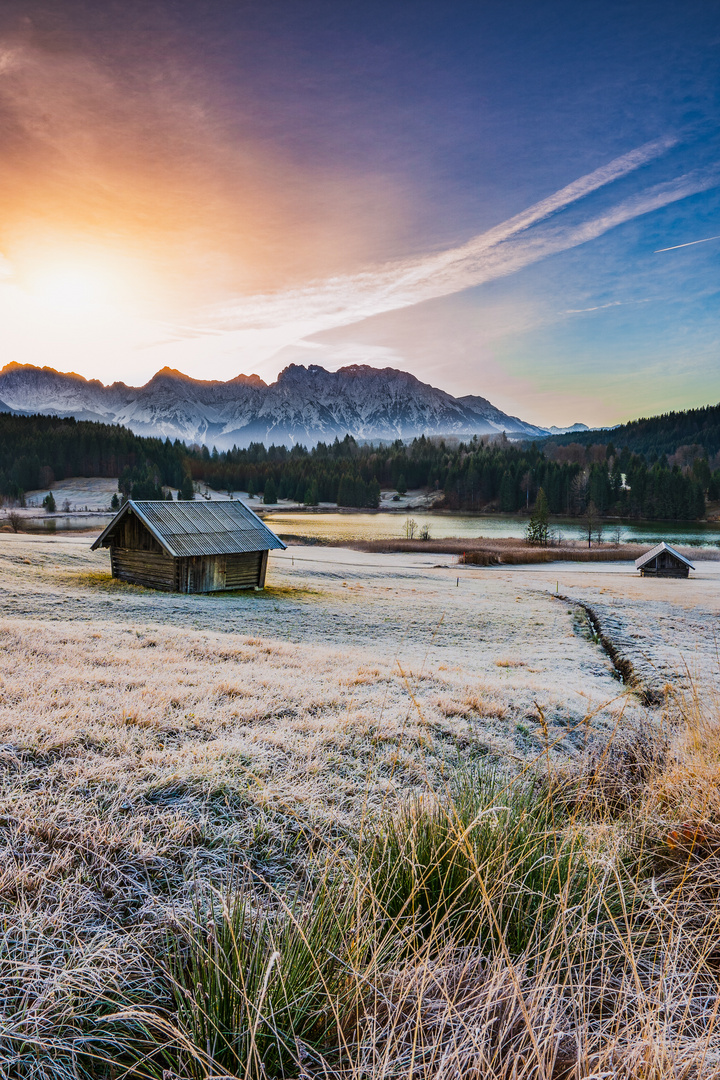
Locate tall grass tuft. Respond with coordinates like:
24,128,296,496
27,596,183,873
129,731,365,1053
162,874,365,1079
365,765,591,955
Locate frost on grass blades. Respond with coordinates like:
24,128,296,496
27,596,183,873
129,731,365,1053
2,535,720,1077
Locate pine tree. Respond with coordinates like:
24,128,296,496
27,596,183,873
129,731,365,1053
366,478,381,508
337,475,352,507
526,487,549,545
263,477,277,504
499,470,516,512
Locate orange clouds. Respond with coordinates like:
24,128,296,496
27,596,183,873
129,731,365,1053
0,25,413,318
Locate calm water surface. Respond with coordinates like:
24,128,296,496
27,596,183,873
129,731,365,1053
22,514,114,533
267,511,720,547
18,509,720,548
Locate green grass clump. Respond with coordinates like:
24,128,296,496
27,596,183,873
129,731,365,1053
365,765,591,954
163,876,364,1080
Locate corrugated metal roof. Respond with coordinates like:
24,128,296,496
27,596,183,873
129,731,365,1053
635,541,694,570
91,499,286,557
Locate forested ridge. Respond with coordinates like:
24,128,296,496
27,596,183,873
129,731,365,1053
190,434,710,520
545,402,720,459
0,410,718,521
0,413,187,500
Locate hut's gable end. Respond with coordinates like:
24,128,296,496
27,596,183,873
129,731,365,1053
635,542,693,578
106,510,166,554
102,508,175,590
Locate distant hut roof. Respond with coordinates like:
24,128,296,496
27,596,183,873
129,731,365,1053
635,541,694,571
91,499,286,558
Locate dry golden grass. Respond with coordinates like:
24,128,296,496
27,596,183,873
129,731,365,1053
1,535,719,1077
97,699,720,1080
61,569,154,592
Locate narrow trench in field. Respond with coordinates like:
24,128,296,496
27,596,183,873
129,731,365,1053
555,594,663,707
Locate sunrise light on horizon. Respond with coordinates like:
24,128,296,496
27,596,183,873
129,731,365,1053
0,0,718,427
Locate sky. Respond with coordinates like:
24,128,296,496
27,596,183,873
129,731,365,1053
0,0,719,426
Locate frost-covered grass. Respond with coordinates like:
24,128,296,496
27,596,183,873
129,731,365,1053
1,534,720,1076
100,698,720,1080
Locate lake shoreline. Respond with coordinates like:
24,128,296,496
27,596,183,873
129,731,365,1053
277,534,720,563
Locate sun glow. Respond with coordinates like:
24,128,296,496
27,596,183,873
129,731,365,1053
29,262,114,314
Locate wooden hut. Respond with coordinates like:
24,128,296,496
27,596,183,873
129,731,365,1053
91,499,286,592
635,541,694,578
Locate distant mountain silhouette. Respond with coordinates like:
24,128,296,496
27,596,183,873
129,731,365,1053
0,361,587,449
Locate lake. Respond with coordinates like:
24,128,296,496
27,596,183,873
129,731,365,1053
266,511,720,547
15,507,720,548
20,514,115,533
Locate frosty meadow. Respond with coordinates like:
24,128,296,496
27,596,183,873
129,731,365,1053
2,528,720,1076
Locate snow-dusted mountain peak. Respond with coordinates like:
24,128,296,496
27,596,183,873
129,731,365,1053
0,362,583,449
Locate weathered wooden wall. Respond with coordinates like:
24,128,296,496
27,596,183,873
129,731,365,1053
111,548,177,590
103,507,268,592
175,552,262,592
640,551,689,577
225,552,264,590
111,513,165,553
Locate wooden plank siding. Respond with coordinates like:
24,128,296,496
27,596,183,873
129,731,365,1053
110,544,265,592
112,512,166,553
111,548,177,591
99,502,280,592
173,552,262,593
226,552,264,589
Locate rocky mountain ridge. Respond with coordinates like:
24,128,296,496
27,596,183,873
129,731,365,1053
0,362,587,449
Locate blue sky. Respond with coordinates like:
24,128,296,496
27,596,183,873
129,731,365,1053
0,0,718,425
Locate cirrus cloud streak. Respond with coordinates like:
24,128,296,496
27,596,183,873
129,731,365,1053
196,138,716,358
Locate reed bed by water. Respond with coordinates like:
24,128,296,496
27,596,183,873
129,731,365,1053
345,537,652,563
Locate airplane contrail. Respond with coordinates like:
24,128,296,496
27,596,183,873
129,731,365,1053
655,234,720,252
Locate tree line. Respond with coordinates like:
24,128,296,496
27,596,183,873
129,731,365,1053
0,412,717,521
544,402,720,459
0,413,188,501
191,432,712,520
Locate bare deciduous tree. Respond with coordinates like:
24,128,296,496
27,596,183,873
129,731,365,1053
583,501,599,548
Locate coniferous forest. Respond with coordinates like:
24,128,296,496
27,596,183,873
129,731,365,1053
0,409,718,520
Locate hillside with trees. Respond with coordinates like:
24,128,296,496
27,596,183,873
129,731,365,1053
0,413,187,502
544,402,720,459
191,431,711,520
0,409,717,521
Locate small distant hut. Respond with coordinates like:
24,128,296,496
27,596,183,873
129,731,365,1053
635,541,694,579
91,499,286,593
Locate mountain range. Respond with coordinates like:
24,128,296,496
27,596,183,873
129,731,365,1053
0,362,587,449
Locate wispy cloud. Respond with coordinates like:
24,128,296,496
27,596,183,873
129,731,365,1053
655,234,720,252
197,138,720,346
562,299,653,315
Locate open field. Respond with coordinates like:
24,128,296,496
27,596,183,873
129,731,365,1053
23,477,121,511
2,534,720,1076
